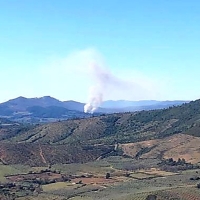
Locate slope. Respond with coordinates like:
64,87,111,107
1,99,200,166
121,133,200,164
7,99,200,145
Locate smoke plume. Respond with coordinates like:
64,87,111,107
84,62,114,113
76,48,160,113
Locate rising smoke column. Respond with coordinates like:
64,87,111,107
84,87,103,113
84,63,113,113
83,49,158,113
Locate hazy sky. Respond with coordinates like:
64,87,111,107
1,0,200,103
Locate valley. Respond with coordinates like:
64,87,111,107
1,157,200,199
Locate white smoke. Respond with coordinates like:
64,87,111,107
84,87,103,113
84,62,113,113
83,53,160,113
39,48,160,113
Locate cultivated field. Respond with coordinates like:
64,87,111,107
0,156,200,200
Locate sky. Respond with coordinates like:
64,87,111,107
0,0,200,103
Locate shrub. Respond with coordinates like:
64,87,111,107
106,173,110,179
146,194,157,200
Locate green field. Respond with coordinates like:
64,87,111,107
1,157,200,200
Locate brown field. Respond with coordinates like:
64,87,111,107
121,134,200,164
71,177,117,185
6,172,62,182
139,168,178,176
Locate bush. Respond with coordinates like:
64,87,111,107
146,194,157,200
106,173,110,179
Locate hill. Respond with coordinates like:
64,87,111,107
63,100,85,111
0,118,32,141
0,96,92,123
0,96,188,123
0,99,200,166
26,106,91,119
7,99,200,145
0,96,63,111
102,100,188,111
121,133,200,164
0,142,112,166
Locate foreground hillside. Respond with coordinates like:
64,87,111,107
0,142,112,166
0,99,200,166
7,99,200,145
0,118,31,141
121,133,200,164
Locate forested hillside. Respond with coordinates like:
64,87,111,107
1,99,200,166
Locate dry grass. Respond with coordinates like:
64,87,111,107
121,134,200,164
128,172,157,180
139,168,177,176
0,164,23,182
71,177,116,185
42,182,75,192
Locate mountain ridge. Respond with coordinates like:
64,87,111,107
0,96,190,123
0,98,200,166
0,96,189,112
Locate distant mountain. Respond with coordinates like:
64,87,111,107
27,106,90,119
1,96,63,111
1,96,87,112
102,100,189,110
102,100,159,108
0,96,91,123
0,96,189,123
0,105,13,115
63,100,85,112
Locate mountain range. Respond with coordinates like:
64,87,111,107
0,98,200,166
0,96,189,123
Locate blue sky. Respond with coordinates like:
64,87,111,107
0,0,200,103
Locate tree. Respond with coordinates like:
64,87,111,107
146,194,157,200
181,158,186,164
106,173,110,179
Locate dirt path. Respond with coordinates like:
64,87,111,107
39,145,47,164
